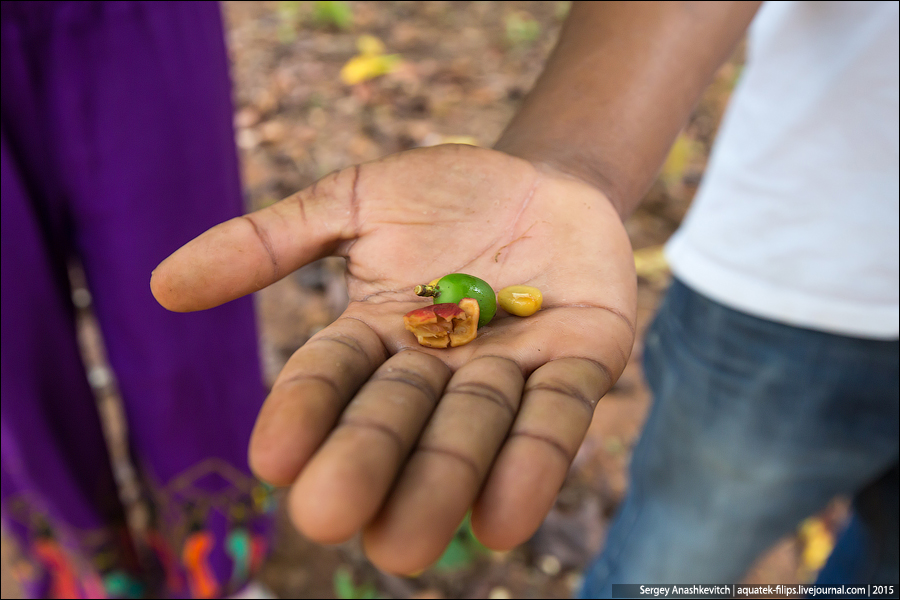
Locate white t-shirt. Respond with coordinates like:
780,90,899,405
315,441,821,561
665,0,899,339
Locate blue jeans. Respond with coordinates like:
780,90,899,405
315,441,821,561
580,279,899,597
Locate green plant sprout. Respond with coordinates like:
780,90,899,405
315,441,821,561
433,514,489,572
333,566,380,600
313,1,353,31
505,11,541,47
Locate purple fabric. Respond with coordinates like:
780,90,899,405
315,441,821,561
1,2,273,597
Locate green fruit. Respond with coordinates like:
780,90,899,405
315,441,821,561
415,273,497,328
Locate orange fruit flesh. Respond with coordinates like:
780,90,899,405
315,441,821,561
403,298,480,348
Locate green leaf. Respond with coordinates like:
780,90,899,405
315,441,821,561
360,586,381,600
433,514,487,571
333,567,381,600
277,1,302,43
333,567,357,600
505,11,541,47
313,1,353,30
434,535,473,571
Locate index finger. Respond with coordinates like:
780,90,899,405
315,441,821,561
249,316,388,486
150,166,361,312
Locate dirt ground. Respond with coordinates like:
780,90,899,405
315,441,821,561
1,2,848,599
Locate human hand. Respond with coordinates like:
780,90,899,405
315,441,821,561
150,144,636,574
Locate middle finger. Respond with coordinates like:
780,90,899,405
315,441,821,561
362,355,525,574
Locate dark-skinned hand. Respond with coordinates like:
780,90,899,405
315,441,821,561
150,144,636,574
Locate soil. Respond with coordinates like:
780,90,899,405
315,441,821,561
0,3,848,599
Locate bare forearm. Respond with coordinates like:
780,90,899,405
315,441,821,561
494,1,761,218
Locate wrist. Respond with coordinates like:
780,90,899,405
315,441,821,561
493,136,635,221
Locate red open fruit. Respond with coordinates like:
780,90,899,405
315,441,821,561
403,297,480,348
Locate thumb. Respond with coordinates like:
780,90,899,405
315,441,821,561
150,165,361,312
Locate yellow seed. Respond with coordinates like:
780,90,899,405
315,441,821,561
498,285,542,317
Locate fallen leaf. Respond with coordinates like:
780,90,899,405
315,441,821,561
797,517,835,582
340,35,402,85
633,245,669,282
340,53,402,85
661,133,703,186
356,33,385,55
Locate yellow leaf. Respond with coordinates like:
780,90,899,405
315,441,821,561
340,53,401,85
356,34,385,56
340,35,400,85
633,245,669,281
797,517,835,582
441,135,479,146
661,133,701,185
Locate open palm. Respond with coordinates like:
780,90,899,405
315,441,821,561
151,144,636,574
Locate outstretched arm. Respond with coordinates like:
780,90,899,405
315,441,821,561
496,1,761,217
150,1,759,575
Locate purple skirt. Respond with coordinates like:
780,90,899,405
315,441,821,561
1,2,273,597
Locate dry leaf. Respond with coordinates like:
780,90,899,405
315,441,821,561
440,135,479,146
797,517,835,582
633,245,669,282
661,133,702,185
340,35,402,85
356,33,385,55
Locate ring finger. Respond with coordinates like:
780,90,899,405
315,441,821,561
361,355,525,574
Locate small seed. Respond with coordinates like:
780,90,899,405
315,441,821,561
498,285,543,317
